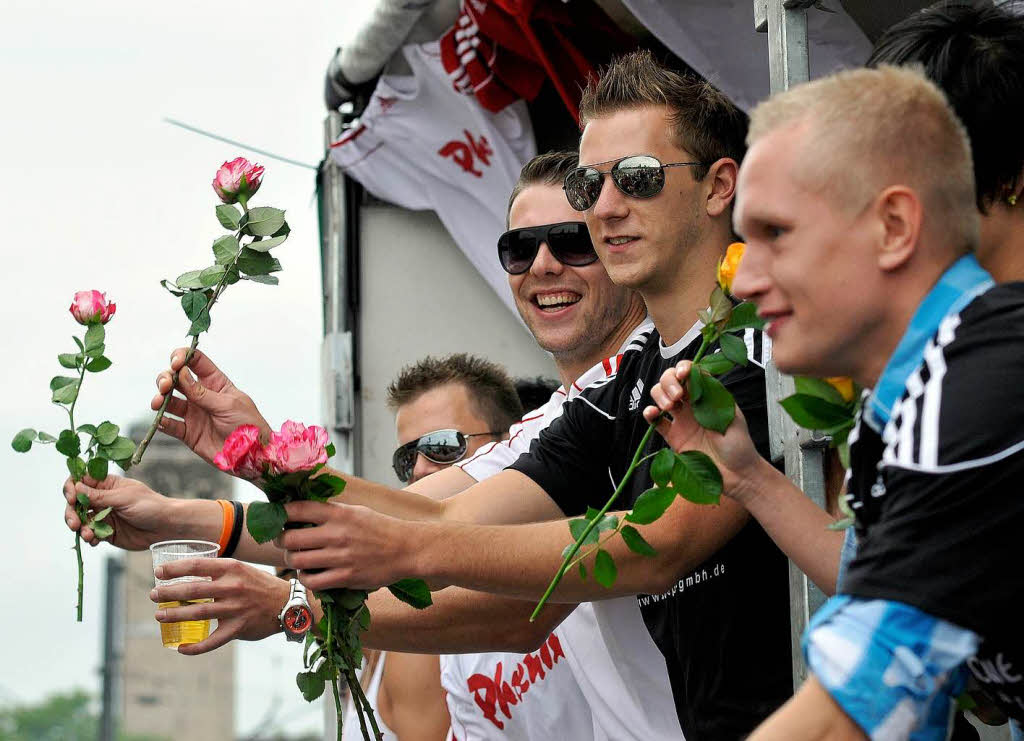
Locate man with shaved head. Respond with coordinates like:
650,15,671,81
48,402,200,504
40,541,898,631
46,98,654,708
647,64,1024,739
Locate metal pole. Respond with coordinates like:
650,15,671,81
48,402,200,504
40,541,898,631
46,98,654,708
98,556,123,741
755,0,827,689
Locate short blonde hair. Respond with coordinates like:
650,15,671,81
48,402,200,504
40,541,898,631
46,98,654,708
748,65,978,255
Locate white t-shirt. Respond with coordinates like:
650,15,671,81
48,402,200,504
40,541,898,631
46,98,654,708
329,41,536,314
446,318,684,740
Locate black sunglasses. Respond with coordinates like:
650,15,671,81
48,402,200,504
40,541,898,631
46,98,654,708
392,428,502,483
497,221,598,275
563,154,704,211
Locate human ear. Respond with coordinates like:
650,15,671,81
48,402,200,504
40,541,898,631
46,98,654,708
874,186,921,272
705,158,739,218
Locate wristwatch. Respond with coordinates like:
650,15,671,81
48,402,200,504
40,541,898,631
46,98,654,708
279,578,313,642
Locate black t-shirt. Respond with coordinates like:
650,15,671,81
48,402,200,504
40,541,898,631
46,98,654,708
510,324,793,739
844,283,1024,721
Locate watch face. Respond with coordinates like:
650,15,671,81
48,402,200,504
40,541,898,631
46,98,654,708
283,605,313,636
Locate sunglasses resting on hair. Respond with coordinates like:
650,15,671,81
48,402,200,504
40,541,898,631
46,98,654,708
392,428,502,483
497,221,598,275
563,154,704,211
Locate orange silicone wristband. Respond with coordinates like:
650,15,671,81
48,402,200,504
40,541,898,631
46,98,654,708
216,499,234,556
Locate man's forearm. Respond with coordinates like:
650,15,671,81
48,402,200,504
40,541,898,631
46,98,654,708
362,586,573,654
166,498,286,567
738,459,843,595
748,676,866,741
406,495,749,602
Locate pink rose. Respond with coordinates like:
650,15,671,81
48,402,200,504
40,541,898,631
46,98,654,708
69,290,116,325
212,157,264,205
214,425,266,479
264,420,329,475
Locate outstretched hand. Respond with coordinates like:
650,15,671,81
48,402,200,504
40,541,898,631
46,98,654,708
643,361,766,503
63,475,176,550
152,348,271,468
151,558,291,655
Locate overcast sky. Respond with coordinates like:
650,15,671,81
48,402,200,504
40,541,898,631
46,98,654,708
1,1,380,735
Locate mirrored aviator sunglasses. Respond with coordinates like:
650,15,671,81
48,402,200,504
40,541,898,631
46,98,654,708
497,221,599,275
391,428,500,483
563,154,704,211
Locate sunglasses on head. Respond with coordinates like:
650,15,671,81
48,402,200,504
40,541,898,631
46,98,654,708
563,154,705,212
497,221,599,275
392,428,502,483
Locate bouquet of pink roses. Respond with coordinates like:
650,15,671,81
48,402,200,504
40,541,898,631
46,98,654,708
215,421,431,741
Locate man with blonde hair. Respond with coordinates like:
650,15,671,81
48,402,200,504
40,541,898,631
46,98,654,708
646,64,1024,739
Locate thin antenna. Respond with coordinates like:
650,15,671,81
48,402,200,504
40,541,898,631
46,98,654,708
163,117,318,171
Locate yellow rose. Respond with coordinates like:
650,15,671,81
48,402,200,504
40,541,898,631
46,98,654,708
716,242,745,294
824,377,855,403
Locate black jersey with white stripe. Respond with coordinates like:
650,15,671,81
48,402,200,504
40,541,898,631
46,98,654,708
844,283,1024,720
509,323,792,740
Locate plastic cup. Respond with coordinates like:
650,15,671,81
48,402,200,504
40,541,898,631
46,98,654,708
149,540,218,649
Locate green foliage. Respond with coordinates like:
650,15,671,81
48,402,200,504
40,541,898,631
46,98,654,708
568,517,600,545
83,324,104,352
0,688,169,741
779,394,852,432
794,377,847,406
58,352,81,369
51,381,80,405
243,206,286,236
246,234,288,252
296,669,326,702
698,352,735,376
307,473,346,502
237,247,282,277
56,429,81,458
87,456,108,481
175,270,205,290
725,301,766,331
672,451,723,505
621,525,657,557
690,372,735,434
66,456,87,480
84,356,111,372
246,500,288,543
97,436,134,461
718,332,748,366
649,448,674,487
95,422,119,445
11,428,36,452
387,578,433,609
216,203,242,230
212,235,240,264
198,265,226,288
246,274,279,285
593,549,617,588
626,486,675,525
159,278,185,297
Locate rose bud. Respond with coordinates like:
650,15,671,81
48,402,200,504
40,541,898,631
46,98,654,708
824,377,856,404
264,420,329,475
214,424,267,480
212,157,265,205
716,242,745,295
69,290,117,325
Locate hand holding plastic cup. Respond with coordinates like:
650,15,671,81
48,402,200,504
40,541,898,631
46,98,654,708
150,540,218,649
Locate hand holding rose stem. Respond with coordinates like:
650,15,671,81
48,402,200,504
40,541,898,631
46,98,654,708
531,243,765,620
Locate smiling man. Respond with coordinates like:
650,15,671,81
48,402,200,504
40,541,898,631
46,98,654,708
646,64,1024,739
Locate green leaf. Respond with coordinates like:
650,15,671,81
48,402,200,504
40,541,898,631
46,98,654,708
779,394,853,431
37,431,57,443
671,451,723,505
87,457,109,481
827,516,854,532
50,375,78,391
246,501,288,543
725,302,766,331
11,428,35,453
325,442,336,458
91,521,114,539
72,335,84,351
84,323,105,351
77,492,90,509
181,292,207,321
85,356,112,372
85,343,105,359
212,235,240,264
358,605,371,630
596,514,618,532
709,285,733,324
719,332,748,366
388,578,433,609
244,207,286,237
650,448,674,488
91,506,112,522
688,366,705,403
197,265,226,288
698,352,735,376
594,549,617,588
56,429,81,457
237,248,282,277
77,424,97,437
246,274,279,285
691,373,735,434
216,204,242,230
245,234,287,252
52,382,80,405
568,518,599,546
621,525,658,557
58,353,81,369
188,308,211,336
98,436,134,461
175,270,205,290
67,456,87,480
309,473,346,501
335,588,369,610
794,377,847,406
272,221,291,239
160,279,185,297
625,486,676,525
296,670,325,702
